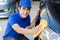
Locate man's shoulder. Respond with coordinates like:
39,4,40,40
9,12,19,18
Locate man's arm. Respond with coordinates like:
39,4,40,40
12,23,42,34
27,8,41,29
12,24,34,34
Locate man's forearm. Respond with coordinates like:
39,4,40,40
12,23,43,35
12,24,34,34
27,9,41,29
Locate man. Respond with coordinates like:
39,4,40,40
3,0,41,40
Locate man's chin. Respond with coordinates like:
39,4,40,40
22,16,27,18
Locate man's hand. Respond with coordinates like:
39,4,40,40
34,24,42,34
34,19,48,38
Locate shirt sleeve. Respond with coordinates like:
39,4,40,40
8,16,17,26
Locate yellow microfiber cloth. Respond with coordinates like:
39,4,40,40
34,19,48,38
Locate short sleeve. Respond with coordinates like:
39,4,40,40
8,16,17,26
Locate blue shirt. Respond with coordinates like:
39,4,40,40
41,13,60,33
3,12,30,38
